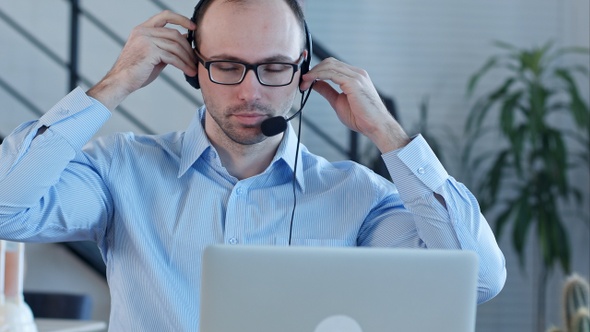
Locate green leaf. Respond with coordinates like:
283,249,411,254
467,56,500,96
492,40,520,52
485,150,512,203
550,214,571,273
545,129,570,195
512,191,533,270
521,44,548,75
499,90,523,137
494,199,518,240
546,45,590,64
466,77,516,132
555,68,590,129
569,64,590,77
511,123,528,174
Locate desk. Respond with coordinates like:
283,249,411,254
34,318,107,332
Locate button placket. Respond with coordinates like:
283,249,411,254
224,183,248,245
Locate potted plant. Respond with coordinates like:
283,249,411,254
464,41,589,331
547,274,590,332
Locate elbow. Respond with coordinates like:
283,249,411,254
477,258,507,304
0,206,33,241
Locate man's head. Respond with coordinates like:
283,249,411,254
190,0,307,53
188,0,310,146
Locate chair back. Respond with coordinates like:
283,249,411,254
23,292,93,320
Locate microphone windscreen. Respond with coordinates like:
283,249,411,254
261,116,288,137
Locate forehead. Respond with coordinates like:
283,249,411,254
198,0,303,60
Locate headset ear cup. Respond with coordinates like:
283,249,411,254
185,68,200,90
185,28,200,89
185,74,200,90
301,21,312,76
185,4,201,90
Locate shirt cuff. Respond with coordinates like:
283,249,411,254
39,87,111,150
381,134,449,202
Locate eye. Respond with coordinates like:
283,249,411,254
212,62,243,72
261,63,292,73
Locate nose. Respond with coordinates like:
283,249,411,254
237,69,262,101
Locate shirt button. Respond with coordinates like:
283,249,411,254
417,167,425,175
59,108,69,115
236,187,243,195
229,238,238,245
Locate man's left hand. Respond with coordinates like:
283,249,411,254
300,57,410,152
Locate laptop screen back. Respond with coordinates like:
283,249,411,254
199,245,478,332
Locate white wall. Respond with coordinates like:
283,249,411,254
302,2,588,331
24,243,110,322
1,0,589,331
301,2,589,332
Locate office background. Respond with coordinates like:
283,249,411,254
0,1,588,331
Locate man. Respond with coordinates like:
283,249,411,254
0,0,506,330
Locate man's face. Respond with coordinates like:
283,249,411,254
198,0,304,146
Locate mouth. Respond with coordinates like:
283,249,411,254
231,112,269,127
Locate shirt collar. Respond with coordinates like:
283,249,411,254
177,106,305,191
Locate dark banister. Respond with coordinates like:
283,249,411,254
0,76,45,117
78,6,202,107
0,7,156,134
148,0,170,11
69,0,80,91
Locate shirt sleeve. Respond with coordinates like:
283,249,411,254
0,87,112,243
381,134,507,304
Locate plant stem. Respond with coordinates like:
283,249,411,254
537,262,550,332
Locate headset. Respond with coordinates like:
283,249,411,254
184,0,313,90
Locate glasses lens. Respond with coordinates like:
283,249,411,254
258,64,295,86
209,62,246,84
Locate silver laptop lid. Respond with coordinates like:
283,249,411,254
200,245,478,332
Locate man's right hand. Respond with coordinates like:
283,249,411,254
87,10,197,111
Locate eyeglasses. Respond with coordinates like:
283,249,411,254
194,50,304,87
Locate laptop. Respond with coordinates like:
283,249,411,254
199,245,479,332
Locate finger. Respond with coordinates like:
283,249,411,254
143,10,196,30
148,27,195,57
159,50,197,76
151,38,197,74
308,58,364,80
304,61,366,92
311,80,340,109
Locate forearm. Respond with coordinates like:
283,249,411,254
381,135,506,302
87,74,133,112
366,117,411,153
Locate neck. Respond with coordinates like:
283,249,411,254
216,138,281,180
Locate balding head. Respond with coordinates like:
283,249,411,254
191,0,307,52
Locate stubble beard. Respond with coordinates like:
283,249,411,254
203,91,296,145
209,100,292,146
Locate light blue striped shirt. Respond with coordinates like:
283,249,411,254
0,87,506,331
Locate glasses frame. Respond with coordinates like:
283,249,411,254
193,49,305,87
